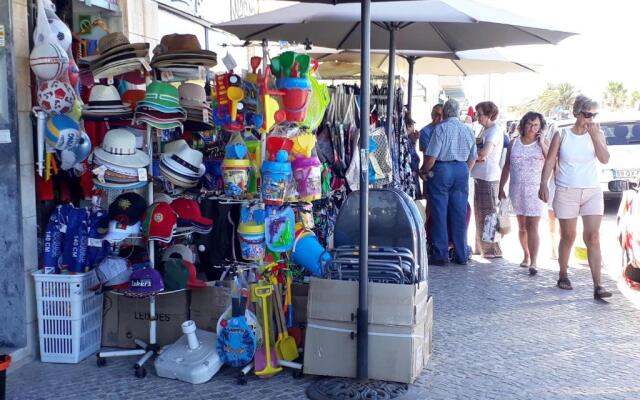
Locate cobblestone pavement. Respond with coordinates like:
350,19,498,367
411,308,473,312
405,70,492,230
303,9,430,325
8,210,640,399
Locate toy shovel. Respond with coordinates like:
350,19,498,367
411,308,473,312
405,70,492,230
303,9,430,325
253,283,282,377
296,54,311,78
227,86,244,121
274,283,299,361
279,51,296,78
270,57,282,78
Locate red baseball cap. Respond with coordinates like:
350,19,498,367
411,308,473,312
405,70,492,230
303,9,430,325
171,198,212,231
141,202,177,243
182,260,206,288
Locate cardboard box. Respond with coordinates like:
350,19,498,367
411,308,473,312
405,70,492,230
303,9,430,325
292,283,309,325
307,277,428,326
101,290,189,348
189,282,231,332
304,295,433,384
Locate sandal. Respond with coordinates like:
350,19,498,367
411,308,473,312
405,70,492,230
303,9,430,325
594,286,612,300
557,277,573,290
528,266,538,276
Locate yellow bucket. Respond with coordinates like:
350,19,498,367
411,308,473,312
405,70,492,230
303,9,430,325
574,246,588,264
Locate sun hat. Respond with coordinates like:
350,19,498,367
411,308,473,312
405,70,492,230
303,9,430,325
92,59,148,80
83,85,130,109
171,197,212,232
161,139,206,177
159,162,200,189
151,34,217,67
93,128,151,168
104,220,141,242
93,32,149,60
137,82,184,112
141,202,178,243
179,83,209,110
124,267,164,298
93,179,148,191
108,192,147,226
122,89,146,111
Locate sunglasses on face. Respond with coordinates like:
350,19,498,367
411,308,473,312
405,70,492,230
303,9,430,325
581,111,598,119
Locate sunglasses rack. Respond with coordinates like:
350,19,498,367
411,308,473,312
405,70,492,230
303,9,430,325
97,124,159,379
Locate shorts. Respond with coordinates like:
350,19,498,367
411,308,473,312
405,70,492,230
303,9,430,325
552,186,604,219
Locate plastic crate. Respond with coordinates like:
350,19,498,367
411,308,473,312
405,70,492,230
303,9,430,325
33,271,103,363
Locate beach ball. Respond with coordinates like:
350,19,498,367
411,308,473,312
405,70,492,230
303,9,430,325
48,19,72,51
29,42,69,80
45,115,80,150
38,80,75,115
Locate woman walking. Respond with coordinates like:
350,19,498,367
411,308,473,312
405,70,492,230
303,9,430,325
499,112,548,276
471,101,504,258
539,95,612,299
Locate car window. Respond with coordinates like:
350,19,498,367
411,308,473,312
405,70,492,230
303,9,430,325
601,122,640,145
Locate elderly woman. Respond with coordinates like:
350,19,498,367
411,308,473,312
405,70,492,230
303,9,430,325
471,101,504,258
424,99,477,265
539,95,611,299
499,112,549,276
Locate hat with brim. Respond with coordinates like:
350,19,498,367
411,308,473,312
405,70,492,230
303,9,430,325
152,34,217,64
93,128,151,168
122,268,164,298
93,179,148,191
133,117,183,131
152,54,217,66
159,164,200,189
160,148,205,177
93,59,148,80
90,48,149,70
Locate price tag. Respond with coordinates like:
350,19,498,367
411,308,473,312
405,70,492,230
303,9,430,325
198,66,207,80
161,70,174,81
107,76,114,85
203,108,208,122
139,58,152,72
138,168,148,182
92,165,107,183
59,224,67,233
88,238,103,247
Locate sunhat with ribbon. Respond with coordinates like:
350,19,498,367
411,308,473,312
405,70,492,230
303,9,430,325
159,163,200,189
161,140,206,178
83,85,130,111
179,83,209,110
92,128,151,168
84,32,148,64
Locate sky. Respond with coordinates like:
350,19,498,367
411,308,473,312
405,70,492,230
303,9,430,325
259,0,640,109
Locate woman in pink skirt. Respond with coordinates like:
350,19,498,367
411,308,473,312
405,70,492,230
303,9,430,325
499,112,548,275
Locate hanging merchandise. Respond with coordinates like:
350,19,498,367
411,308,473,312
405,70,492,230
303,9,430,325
134,82,186,131
82,84,133,121
123,267,165,298
160,140,206,189
238,203,266,262
292,156,321,202
216,296,257,368
82,32,150,79
37,79,76,115
222,132,250,198
170,197,213,234
261,150,291,206
151,34,217,82
179,82,215,131
302,73,330,131
91,128,151,190
291,227,331,277
108,192,147,227
141,202,178,243
265,206,295,253
45,115,81,150
30,42,69,81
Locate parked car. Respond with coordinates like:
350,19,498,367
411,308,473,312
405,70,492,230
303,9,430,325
545,118,640,198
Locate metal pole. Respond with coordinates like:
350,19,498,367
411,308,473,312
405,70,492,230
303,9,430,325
357,0,371,382
385,26,396,143
407,56,416,115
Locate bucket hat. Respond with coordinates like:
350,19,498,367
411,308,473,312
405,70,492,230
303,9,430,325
179,83,209,110
92,128,151,168
96,256,131,287
137,82,184,112
124,268,164,298
141,202,178,243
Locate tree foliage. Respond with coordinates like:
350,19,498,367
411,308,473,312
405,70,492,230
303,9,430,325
603,81,627,111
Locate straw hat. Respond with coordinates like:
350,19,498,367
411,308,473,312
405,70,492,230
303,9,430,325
93,128,151,168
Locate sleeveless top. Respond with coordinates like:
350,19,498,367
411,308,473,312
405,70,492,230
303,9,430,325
555,128,600,188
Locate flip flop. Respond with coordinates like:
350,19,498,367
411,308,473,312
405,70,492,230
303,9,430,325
519,263,529,268
557,277,572,290
528,266,538,276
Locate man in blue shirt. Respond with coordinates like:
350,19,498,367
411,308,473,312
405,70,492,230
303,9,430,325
424,99,477,265
418,104,443,197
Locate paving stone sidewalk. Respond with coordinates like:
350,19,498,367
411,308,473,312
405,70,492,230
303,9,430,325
7,257,640,400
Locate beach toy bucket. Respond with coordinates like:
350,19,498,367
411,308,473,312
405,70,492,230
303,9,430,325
238,223,265,261
246,140,261,196
276,78,312,122
292,156,322,202
292,230,331,276
574,245,588,265
261,153,292,206
222,159,250,197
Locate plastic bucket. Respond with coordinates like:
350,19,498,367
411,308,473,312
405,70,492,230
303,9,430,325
222,159,250,197
238,223,265,261
292,156,322,202
261,160,292,205
292,231,331,276
246,140,261,196
276,78,311,122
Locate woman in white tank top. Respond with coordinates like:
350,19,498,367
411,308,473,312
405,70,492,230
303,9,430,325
539,95,611,299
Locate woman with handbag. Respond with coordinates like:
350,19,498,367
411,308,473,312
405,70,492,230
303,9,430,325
471,101,504,259
538,95,611,299
499,112,549,276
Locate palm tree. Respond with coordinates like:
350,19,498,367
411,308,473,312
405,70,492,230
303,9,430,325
603,81,627,111
629,90,640,109
532,83,577,118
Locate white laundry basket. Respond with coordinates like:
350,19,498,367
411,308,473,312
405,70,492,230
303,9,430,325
33,271,103,363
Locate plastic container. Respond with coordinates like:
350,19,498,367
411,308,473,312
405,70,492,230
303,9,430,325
238,223,266,261
292,230,331,276
32,271,103,363
292,156,322,202
276,77,312,122
261,158,292,206
222,159,250,197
